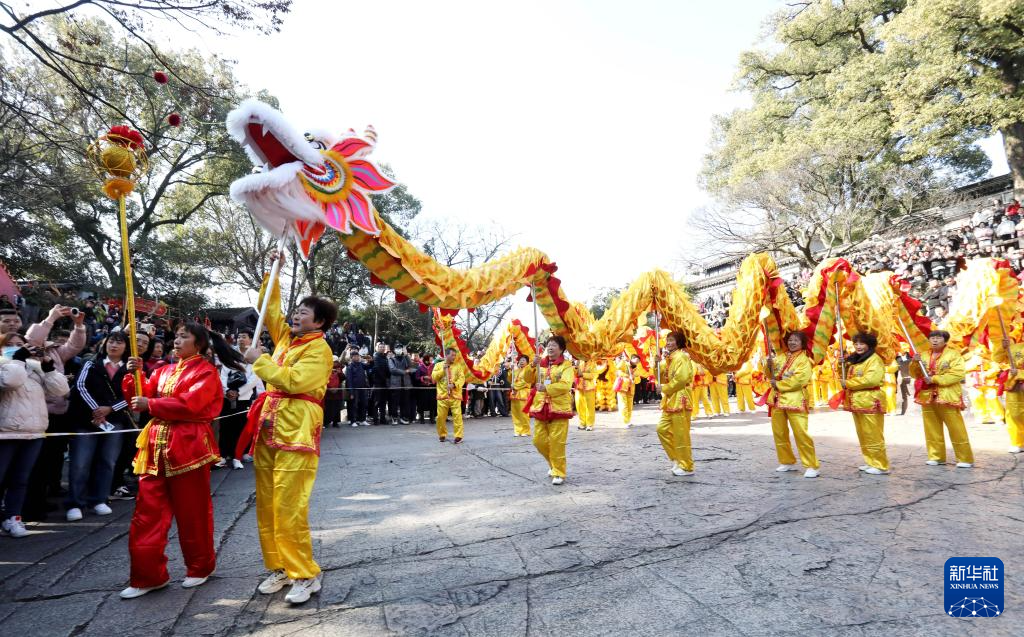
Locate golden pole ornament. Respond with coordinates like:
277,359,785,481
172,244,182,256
87,125,149,394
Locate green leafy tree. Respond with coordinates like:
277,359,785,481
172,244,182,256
0,18,256,307
699,0,1015,266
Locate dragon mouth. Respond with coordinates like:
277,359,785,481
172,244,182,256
245,122,301,168
226,99,323,170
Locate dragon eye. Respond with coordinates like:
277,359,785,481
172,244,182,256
304,132,326,151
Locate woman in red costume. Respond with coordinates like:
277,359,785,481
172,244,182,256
118,323,245,599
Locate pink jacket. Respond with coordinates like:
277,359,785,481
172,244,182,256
0,358,71,435
26,321,86,414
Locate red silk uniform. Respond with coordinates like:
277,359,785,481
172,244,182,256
122,355,223,588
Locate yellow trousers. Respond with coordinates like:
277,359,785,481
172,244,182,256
436,399,463,439
691,387,713,417
596,384,616,411
1004,392,1024,447
852,413,889,471
710,384,730,415
921,405,974,463
533,419,568,478
971,388,1004,423
657,411,693,471
510,399,531,436
883,385,897,414
770,410,819,469
618,389,634,424
254,437,320,580
736,385,756,412
576,390,596,427
812,381,826,405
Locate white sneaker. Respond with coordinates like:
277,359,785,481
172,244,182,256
213,458,227,468
1008,446,1022,453
803,469,820,478
671,467,694,477
182,576,209,588
119,581,168,599
93,503,113,516
242,454,254,463
285,575,322,604
2,516,28,538
66,507,83,522
350,422,359,427
231,459,244,470
258,570,290,594
925,460,943,466
775,464,799,472
547,469,554,477
551,477,565,485
858,465,870,472
585,427,593,431
956,462,973,468
864,467,890,475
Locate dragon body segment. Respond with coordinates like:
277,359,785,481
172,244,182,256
227,101,1020,377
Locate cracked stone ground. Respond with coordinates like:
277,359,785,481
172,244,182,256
1,402,1021,636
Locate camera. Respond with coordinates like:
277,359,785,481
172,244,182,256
70,307,80,317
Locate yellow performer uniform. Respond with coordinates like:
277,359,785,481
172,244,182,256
882,361,898,415
910,347,974,465
575,360,598,429
690,365,714,418
813,362,832,406
710,372,730,415
658,349,695,473
993,342,1024,452
615,359,635,424
251,275,333,582
964,351,1003,423
432,362,466,441
529,357,575,479
976,359,1004,424
843,353,889,472
509,362,532,437
734,361,757,412
768,351,819,471
595,359,616,412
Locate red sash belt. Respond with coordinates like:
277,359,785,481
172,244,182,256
913,378,933,397
236,390,323,458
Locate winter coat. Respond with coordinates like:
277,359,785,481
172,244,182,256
0,357,71,435
70,358,131,431
388,354,414,388
371,353,390,387
25,321,86,414
345,361,370,389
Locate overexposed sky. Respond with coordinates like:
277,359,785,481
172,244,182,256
74,0,1012,316
200,0,776,316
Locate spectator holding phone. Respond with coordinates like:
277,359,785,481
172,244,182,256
0,332,71,537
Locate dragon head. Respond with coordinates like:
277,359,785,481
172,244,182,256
227,99,396,247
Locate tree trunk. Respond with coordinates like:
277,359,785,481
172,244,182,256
1002,121,1024,198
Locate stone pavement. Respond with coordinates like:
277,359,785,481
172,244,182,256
1,402,1020,636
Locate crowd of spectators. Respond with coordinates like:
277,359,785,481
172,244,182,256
696,197,1022,325
324,342,513,429
0,299,526,539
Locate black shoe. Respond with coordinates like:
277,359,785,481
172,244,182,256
110,486,135,500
